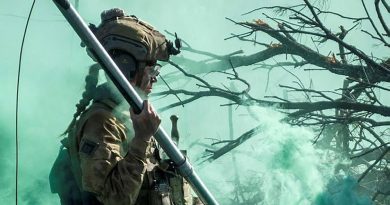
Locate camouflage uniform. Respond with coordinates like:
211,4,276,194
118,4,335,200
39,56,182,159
67,84,192,205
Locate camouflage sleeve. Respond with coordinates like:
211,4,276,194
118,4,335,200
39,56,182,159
79,109,150,205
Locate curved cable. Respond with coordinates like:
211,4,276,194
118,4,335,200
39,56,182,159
16,0,36,204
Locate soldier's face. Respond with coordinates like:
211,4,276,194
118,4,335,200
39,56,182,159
132,64,160,95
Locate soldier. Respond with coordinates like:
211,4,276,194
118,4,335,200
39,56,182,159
50,8,195,205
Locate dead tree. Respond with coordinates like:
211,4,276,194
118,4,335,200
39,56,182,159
155,0,390,204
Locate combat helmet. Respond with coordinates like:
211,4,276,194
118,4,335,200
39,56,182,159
88,8,181,78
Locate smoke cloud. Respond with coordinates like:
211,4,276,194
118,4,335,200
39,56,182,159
194,107,372,205
0,0,381,204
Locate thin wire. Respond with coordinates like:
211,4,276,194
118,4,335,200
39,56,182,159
16,0,36,204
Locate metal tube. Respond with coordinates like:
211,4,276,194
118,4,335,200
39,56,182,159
52,0,219,204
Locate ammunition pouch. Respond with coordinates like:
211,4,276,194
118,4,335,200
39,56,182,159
149,160,193,205
150,182,172,205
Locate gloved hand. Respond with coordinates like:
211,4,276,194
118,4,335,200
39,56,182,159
130,100,161,141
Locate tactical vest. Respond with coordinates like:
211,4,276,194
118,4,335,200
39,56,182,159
50,99,193,205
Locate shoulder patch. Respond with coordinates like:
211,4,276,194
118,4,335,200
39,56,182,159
80,138,99,156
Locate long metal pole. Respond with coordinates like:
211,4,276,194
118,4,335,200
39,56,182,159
52,0,219,204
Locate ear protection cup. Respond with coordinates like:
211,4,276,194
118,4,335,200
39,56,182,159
111,50,138,80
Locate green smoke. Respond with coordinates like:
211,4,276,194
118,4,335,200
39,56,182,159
0,123,16,205
0,0,381,204
315,176,372,205
193,107,372,205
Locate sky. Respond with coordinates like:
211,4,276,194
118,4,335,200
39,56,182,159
0,0,387,204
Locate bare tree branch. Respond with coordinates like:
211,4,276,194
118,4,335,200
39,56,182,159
158,3,390,203
375,0,390,37
201,125,263,163
358,147,390,182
